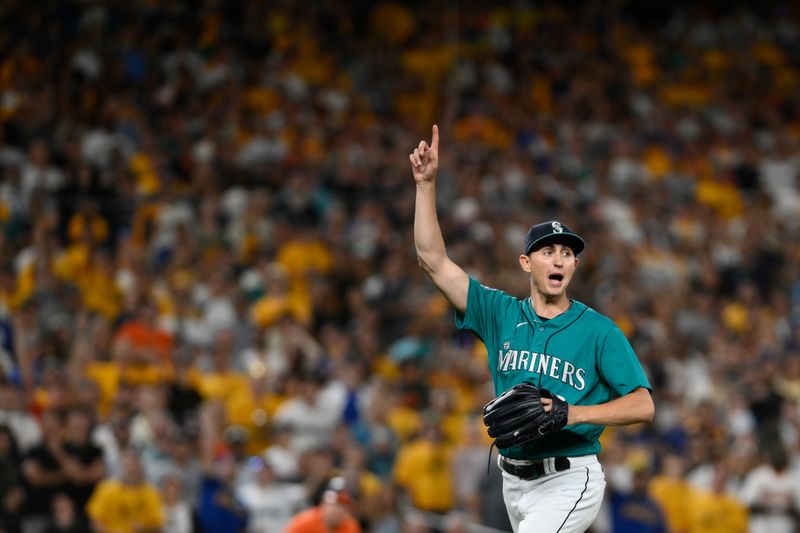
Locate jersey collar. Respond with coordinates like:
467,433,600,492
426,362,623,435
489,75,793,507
523,298,587,327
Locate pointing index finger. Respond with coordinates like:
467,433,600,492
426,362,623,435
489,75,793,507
431,124,439,153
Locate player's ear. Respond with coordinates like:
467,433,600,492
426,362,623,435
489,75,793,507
519,254,531,273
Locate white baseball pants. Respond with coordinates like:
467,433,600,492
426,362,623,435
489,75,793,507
500,455,606,533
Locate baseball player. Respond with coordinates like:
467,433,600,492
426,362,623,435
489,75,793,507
409,125,654,533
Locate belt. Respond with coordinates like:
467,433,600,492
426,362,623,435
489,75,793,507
499,456,571,480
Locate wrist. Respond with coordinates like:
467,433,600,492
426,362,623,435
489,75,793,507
567,404,585,425
415,179,436,190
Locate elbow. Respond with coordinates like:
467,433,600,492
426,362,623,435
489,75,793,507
416,255,431,273
641,391,655,423
416,253,439,274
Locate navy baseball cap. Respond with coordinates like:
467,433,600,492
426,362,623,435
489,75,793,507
523,221,585,255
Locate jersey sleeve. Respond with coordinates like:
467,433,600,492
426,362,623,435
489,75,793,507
597,327,652,396
454,277,517,343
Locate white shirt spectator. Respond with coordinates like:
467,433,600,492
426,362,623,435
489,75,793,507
0,409,41,452
273,382,345,454
759,156,800,222
262,445,299,482
739,463,800,533
163,500,194,533
237,480,306,533
20,160,63,204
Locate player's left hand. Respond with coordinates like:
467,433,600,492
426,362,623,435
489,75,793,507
483,383,569,448
543,396,577,424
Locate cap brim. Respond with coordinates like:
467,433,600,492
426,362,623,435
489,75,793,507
525,233,585,255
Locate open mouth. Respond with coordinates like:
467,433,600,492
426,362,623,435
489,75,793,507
548,273,564,282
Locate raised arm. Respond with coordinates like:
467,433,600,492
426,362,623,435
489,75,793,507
409,125,469,313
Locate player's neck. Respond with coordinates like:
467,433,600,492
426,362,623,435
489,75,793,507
530,292,571,319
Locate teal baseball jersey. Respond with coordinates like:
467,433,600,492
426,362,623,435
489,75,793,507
456,277,651,460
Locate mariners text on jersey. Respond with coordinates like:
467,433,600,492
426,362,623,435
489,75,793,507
497,348,587,390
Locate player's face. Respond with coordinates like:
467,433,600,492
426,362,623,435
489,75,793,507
519,243,578,298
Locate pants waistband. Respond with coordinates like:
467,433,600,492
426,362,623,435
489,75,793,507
499,455,598,480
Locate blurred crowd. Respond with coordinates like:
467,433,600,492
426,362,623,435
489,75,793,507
0,1,799,532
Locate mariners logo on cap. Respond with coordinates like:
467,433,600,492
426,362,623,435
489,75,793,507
552,221,563,233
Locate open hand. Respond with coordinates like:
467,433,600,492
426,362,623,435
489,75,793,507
409,124,440,183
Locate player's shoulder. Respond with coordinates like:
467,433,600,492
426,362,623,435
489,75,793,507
572,301,620,332
471,277,525,304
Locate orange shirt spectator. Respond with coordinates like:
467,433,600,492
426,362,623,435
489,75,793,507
114,301,173,362
285,478,360,533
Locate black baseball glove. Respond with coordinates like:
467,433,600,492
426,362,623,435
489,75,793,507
483,382,569,448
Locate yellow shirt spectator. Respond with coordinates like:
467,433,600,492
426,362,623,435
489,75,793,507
276,238,332,280
86,479,164,533
686,488,748,533
5,261,34,310
129,153,160,196
623,42,658,86
721,301,749,335
225,382,285,454
370,2,414,45
386,405,421,443
53,243,90,282
393,429,454,513
84,361,120,416
196,370,248,402
67,212,108,244
249,291,312,328
77,262,122,320
86,360,172,410
696,177,744,219
643,145,672,179
648,475,693,533
440,412,468,446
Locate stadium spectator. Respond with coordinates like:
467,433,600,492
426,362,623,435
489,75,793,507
235,455,306,533
609,466,667,533
739,446,800,533
393,422,454,516
160,472,197,533
57,408,104,522
85,449,164,533
44,493,88,533
0,424,24,533
21,410,67,533
284,476,361,533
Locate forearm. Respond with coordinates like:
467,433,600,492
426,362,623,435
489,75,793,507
568,387,654,426
414,181,448,273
